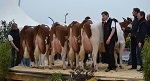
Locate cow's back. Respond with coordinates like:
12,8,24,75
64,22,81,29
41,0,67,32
56,25,68,47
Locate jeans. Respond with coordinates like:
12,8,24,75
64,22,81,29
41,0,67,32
22,58,30,67
136,46,143,68
11,48,20,67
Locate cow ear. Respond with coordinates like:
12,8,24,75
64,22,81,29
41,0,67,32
127,17,132,22
122,17,126,21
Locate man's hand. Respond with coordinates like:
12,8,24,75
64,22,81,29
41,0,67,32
10,40,19,52
106,38,111,45
138,42,142,47
15,47,20,52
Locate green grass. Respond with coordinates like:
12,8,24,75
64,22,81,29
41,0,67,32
0,41,11,78
142,38,150,81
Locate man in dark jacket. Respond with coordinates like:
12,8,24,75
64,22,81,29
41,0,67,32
101,11,118,72
146,14,150,36
123,8,140,70
136,11,148,71
8,23,20,67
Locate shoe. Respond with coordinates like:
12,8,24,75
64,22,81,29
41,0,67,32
128,68,136,70
137,68,143,71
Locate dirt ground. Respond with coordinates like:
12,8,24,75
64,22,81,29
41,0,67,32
10,60,143,81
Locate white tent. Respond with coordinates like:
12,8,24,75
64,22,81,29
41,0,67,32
0,0,39,29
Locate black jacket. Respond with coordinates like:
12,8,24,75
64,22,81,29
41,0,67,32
147,20,150,37
103,18,118,42
136,18,148,44
9,29,20,48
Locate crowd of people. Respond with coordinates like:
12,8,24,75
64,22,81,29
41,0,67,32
101,8,150,72
8,7,150,72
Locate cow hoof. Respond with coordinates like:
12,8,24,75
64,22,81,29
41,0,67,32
33,66,38,68
52,63,54,65
63,69,66,70
31,66,35,68
49,67,52,70
94,69,97,72
37,66,41,69
68,64,70,66
119,66,124,69
92,64,94,68
38,66,43,69
42,67,45,70
71,67,75,70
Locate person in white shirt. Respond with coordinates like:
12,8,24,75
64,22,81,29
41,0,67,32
101,11,118,72
8,23,20,67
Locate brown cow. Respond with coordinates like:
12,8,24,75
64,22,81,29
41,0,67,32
78,18,104,71
48,22,68,70
33,24,50,69
20,26,35,67
67,21,81,69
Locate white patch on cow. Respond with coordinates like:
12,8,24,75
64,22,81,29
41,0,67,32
61,41,67,70
40,54,44,65
31,27,34,28
79,44,85,69
24,47,29,58
127,23,132,28
49,48,55,69
116,23,125,42
45,37,48,44
42,44,49,67
81,21,102,71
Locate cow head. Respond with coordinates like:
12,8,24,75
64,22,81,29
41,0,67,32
120,17,132,28
119,17,132,40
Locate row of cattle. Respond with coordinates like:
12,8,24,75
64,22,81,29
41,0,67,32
20,17,132,71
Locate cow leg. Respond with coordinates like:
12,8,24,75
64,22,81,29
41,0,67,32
39,54,45,69
30,62,35,67
114,52,118,67
119,42,125,69
91,41,99,71
34,45,40,68
38,54,41,65
49,55,52,69
68,47,75,69
68,57,70,66
61,42,67,70
75,53,79,69
79,45,85,69
49,49,55,69
40,44,49,69
92,52,98,71
46,52,50,66
52,56,54,65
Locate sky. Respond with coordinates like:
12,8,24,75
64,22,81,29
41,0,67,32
1,0,150,24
